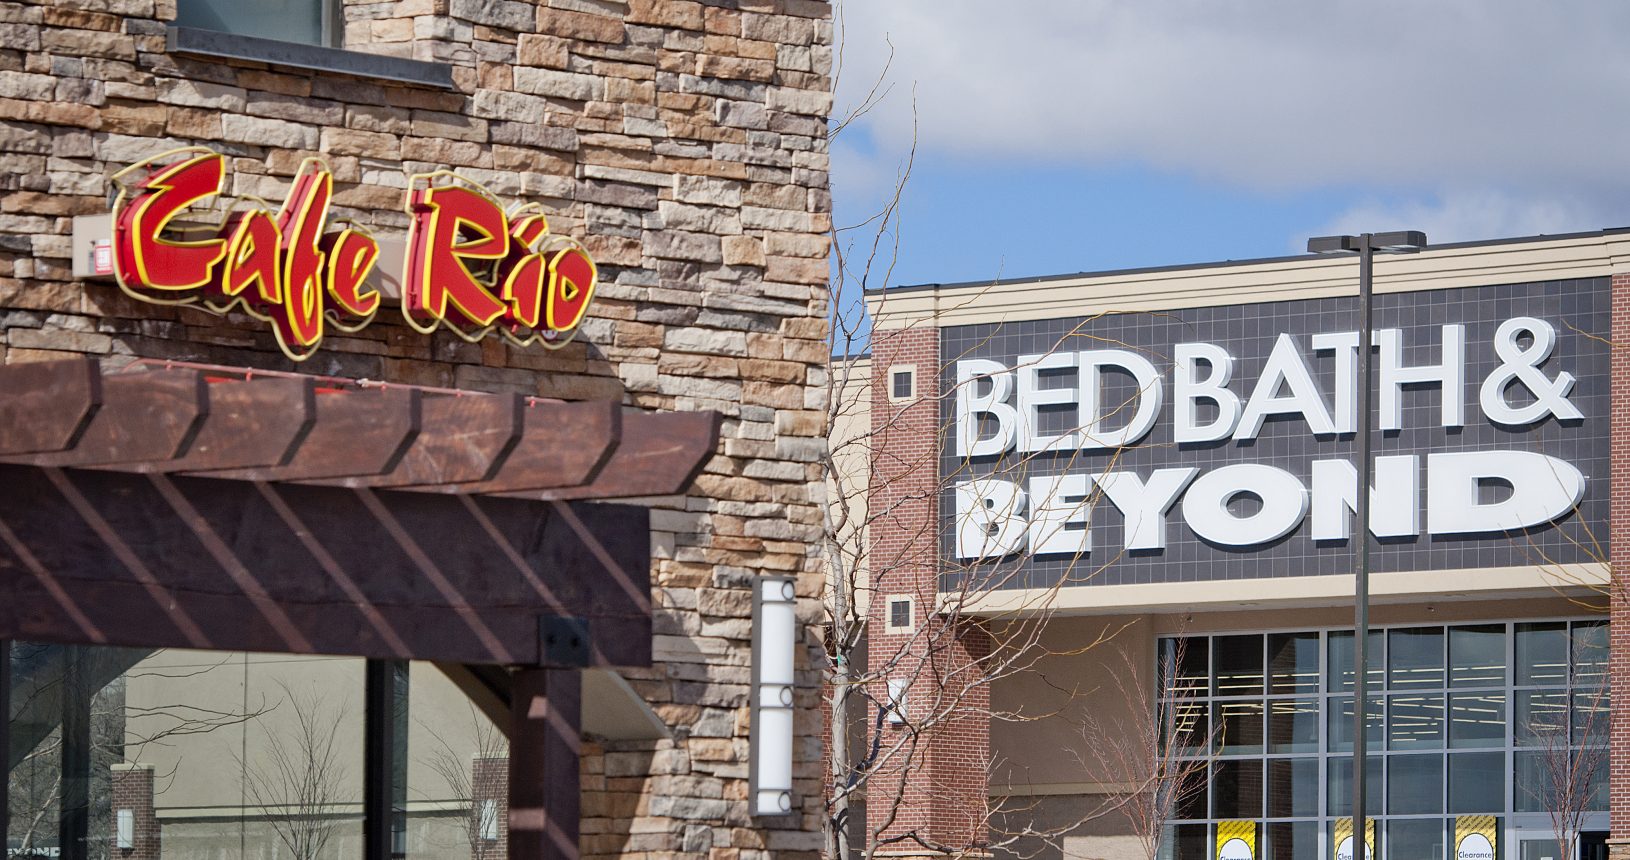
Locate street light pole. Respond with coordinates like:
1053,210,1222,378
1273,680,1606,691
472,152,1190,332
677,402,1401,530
1307,230,1426,860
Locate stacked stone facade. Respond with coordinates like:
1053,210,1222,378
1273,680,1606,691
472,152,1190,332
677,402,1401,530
0,0,832,857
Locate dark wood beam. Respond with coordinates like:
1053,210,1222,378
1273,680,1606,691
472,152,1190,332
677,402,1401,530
18,369,207,467
129,376,316,472
509,668,581,860
196,387,421,482
0,357,101,456
341,393,526,488
505,410,722,501
0,466,652,667
413,399,622,495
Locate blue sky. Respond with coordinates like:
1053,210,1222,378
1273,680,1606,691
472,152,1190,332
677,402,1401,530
831,2,1630,298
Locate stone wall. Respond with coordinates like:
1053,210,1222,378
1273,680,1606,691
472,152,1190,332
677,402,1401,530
0,0,832,856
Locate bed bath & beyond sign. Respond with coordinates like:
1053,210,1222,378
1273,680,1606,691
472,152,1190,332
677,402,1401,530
954,316,1591,559
108,147,598,361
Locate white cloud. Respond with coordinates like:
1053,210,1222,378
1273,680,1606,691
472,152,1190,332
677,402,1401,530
834,0,1630,238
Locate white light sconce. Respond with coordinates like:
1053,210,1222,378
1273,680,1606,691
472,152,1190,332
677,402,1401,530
751,576,797,817
478,799,500,841
886,678,909,725
116,808,135,850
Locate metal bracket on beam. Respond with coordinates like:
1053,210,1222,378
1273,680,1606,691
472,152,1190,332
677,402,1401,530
539,616,590,667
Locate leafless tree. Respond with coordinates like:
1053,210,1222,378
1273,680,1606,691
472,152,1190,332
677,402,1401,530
821,16,1160,856
1076,638,1217,860
419,702,511,860
1520,649,1609,860
242,682,354,860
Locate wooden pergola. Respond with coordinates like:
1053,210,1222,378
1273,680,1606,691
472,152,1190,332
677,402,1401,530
0,357,722,860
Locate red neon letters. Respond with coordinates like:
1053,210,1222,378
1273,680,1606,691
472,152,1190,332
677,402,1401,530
109,148,596,361
402,172,597,347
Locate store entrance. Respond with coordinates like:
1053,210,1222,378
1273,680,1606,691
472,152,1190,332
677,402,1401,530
1516,831,1608,860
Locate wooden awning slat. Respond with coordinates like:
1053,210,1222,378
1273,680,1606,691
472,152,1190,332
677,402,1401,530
409,400,622,495
0,357,102,456
195,388,422,482
509,411,723,501
128,376,316,472
18,370,207,467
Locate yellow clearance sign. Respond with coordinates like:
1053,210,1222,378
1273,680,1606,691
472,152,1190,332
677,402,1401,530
1333,818,1377,860
1455,816,1497,860
1216,821,1256,860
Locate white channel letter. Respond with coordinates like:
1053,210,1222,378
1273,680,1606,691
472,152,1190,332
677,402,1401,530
1237,334,1336,439
1308,455,1420,541
954,359,1016,457
954,478,1029,559
1426,451,1586,535
1080,349,1163,450
1182,464,1309,546
1377,325,1466,430
1016,351,1081,453
1478,316,1583,426
1311,331,1360,433
1174,342,1241,443
1096,467,1199,551
1027,474,1093,556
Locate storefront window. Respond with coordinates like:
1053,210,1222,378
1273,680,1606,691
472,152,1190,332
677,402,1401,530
1159,620,1608,860
173,0,337,47
7,645,510,860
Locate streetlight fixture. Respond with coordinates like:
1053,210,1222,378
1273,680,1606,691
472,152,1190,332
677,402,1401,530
1306,230,1426,860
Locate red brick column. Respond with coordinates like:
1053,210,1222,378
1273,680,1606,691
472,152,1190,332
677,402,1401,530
109,764,159,860
867,327,992,855
1610,272,1630,859
474,755,510,860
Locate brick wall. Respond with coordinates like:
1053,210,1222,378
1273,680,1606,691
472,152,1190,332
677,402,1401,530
1610,272,1629,856
0,0,832,856
109,764,159,860
866,327,993,854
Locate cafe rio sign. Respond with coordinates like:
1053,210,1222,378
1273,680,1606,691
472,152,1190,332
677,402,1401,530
109,147,598,361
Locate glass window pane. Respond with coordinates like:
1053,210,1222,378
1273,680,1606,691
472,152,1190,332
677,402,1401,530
1515,622,1568,686
1175,766,1209,820
1327,755,1382,817
1212,759,1263,819
1387,754,1443,814
1268,632,1320,694
1267,758,1318,818
1388,694,1444,750
1388,627,1445,689
1389,819,1446,860
1448,751,1504,814
1571,621,1608,692
405,662,509,860
1266,821,1318,860
1515,690,1568,747
175,0,328,46
1268,698,1319,754
1214,635,1264,697
1162,637,1209,699
1448,692,1506,749
1514,746,1609,815
1572,690,1609,747
1579,747,1608,812
1163,700,1212,755
1449,624,1506,688
1162,823,1209,860
1327,696,1382,752
1328,630,1383,693
1218,701,1264,756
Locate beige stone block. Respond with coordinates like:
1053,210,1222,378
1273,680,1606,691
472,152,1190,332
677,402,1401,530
721,235,765,267
40,27,134,61
220,113,318,149
763,232,827,258
516,33,570,68
765,254,827,285
321,126,400,159
695,54,775,83
165,106,220,138
537,8,625,43
627,0,705,31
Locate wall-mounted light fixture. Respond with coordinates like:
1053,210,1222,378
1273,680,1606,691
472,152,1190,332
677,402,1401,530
116,808,134,850
751,576,797,817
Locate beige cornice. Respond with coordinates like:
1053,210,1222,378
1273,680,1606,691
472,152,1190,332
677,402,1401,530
869,231,1630,331
951,563,1607,618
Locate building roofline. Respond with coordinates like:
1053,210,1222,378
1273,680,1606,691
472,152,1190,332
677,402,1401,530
871,226,1630,295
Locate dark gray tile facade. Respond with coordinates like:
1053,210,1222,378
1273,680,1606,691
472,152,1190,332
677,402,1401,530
938,278,1611,591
